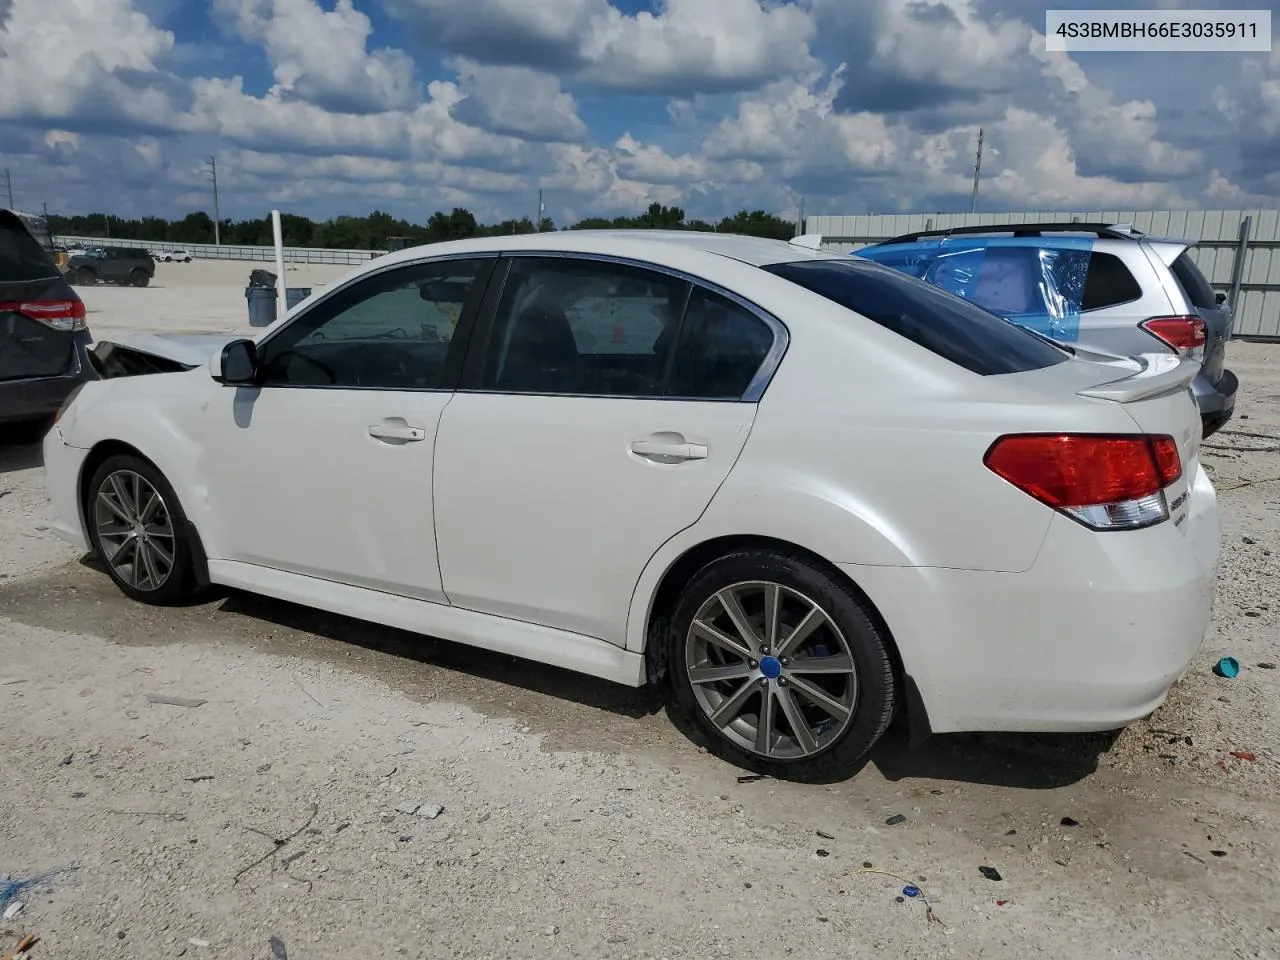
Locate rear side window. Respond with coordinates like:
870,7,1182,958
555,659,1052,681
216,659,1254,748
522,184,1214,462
0,211,59,282
669,287,775,399
1170,252,1218,310
1081,252,1142,310
765,259,1067,375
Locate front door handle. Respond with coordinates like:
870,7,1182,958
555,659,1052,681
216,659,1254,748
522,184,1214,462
368,421,426,443
630,437,709,462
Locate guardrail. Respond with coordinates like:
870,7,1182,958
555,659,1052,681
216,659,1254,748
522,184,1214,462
57,236,384,266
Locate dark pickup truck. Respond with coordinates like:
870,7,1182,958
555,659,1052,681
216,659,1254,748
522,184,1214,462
67,246,155,287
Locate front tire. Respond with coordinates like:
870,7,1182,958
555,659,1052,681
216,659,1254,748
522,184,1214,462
667,549,896,780
87,455,198,606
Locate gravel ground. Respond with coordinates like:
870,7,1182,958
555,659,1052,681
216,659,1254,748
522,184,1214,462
0,276,1277,959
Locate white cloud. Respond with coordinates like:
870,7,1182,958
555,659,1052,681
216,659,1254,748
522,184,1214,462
449,60,588,143
389,0,818,94
0,0,179,126
212,0,418,113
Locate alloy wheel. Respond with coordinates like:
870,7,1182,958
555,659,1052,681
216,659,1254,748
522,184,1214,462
94,470,177,592
684,580,859,760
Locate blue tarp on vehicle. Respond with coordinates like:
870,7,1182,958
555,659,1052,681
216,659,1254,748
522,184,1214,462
854,235,1094,343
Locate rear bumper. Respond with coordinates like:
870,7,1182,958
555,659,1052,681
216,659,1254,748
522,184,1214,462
0,331,94,425
848,463,1220,735
1193,367,1236,438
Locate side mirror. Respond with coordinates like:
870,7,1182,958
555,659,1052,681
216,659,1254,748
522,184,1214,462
1215,291,1227,305
212,338,258,384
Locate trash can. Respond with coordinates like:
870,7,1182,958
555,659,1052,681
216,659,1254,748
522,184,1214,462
246,285,277,327
285,287,311,310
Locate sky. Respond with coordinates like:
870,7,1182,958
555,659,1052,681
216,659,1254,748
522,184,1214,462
1,0,1278,226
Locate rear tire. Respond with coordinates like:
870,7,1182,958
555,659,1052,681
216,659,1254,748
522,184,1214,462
666,548,896,781
130,269,150,287
86,455,199,606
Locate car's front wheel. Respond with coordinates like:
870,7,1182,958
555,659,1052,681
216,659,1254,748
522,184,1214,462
667,548,896,780
87,455,199,606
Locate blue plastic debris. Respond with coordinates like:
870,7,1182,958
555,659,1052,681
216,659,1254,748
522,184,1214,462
903,885,921,898
1213,657,1241,678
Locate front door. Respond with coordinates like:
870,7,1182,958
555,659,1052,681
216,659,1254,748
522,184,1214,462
200,255,494,602
433,255,782,646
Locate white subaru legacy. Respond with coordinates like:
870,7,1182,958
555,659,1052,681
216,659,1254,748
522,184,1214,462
43,230,1220,778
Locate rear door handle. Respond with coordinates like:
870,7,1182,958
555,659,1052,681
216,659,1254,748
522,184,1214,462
630,438,709,462
368,422,426,443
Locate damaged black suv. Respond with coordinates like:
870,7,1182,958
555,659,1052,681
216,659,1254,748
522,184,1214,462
0,209,94,441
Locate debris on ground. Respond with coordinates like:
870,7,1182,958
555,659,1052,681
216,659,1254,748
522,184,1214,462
1060,817,1080,827
1229,750,1257,762
417,803,443,820
233,802,320,884
268,935,288,960
2,933,38,960
2,901,23,920
542,924,559,936
1211,850,1228,858
855,868,944,926
885,814,907,826
1257,662,1276,670
57,754,71,766
395,800,421,815
816,830,834,840
376,764,397,779
145,694,207,708
1212,657,1241,678
979,866,1003,881
188,937,210,948
184,775,215,783
736,774,772,783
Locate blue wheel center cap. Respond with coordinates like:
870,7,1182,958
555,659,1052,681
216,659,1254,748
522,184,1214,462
760,656,782,679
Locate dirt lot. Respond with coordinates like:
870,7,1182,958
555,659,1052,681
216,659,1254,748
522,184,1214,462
0,270,1278,959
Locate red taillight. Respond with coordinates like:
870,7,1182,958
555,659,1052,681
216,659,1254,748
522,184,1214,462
1141,316,1205,359
0,298,87,331
984,434,1182,530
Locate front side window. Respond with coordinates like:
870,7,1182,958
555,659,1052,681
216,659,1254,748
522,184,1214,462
479,257,689,397
257,257,491,389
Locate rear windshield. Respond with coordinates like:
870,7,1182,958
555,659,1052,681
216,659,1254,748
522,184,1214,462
763,258,1068,375
1170,252,1218,310
0,211,60,282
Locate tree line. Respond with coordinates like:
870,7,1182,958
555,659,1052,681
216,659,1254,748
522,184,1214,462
46,204,796,250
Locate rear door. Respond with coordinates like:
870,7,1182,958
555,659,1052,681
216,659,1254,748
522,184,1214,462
432,255,780,647
0,211,78,381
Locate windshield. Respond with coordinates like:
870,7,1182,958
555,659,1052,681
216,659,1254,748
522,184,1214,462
763,258,1068,376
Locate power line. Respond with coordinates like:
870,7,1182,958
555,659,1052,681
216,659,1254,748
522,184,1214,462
206,155,221,245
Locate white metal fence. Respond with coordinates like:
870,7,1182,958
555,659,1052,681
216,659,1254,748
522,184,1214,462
805,210,1280,341
56,235,384,266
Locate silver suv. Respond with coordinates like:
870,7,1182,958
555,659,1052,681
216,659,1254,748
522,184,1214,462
857,223,1237,437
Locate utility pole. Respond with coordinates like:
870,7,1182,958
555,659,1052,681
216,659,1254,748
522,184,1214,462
970,128,984,214
535,189,543,232
3,168,12,210
206,155,221,244
795,196,806,237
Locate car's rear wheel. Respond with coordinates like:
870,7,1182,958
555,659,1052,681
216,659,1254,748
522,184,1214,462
87,455,198,606
130,269,150,287
667,548,896,780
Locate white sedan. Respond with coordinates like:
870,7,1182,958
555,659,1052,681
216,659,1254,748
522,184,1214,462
42,230,1220,778
154,249,194,262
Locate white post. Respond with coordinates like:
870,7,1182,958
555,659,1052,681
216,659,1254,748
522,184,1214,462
271,209,287,318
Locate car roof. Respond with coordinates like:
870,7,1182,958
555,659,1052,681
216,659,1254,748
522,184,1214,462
372,229,846,271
